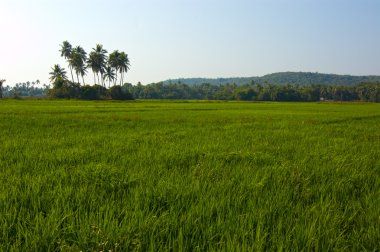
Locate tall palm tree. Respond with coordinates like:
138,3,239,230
87,51,98,85
59,41,74,83
118,52,130,85
49,64,67,83
77,46,87,85
87,44,108,86
108,50,120,86
70,46,88,85
104,65,116,88
95,44,108,86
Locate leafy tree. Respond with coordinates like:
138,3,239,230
48,79,81,99
80,84,107,100
108,85,133,100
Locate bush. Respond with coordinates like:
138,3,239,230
108,85,134,100
80,85,107,100
48,82,133,100
48,79,81,99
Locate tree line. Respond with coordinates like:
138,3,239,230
164,72,380,86
1,78,379,102
1,80,48,98
124,81,380,102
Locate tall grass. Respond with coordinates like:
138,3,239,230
0,100,379,251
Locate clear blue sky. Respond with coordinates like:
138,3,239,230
1,0,380,86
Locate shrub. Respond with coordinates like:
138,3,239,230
108,85,134,100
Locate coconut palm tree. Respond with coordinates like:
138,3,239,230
87,44,108,86
87,51,98,85
108,50,120,86
59,41,74,83
104,65,116,88
70,46,88,85
94,44,108,86
49,64,67,83
118,52,130,85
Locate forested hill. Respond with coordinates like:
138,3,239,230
163,72,380,86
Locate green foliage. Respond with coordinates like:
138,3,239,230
108,85,133,100
48,79,81,99
0,100,379,250
2,81,48,97
80,84,107,100
129,81,380,102
48,82,133,100
164,72,380,86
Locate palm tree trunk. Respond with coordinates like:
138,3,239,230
76,73,80,85
93,72,96,85
82,75,85,85
97,73,100,86
69,66,74,83
114,70,118,86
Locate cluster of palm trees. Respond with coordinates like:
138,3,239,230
50,41,130,87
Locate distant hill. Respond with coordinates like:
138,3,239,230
163,72,380,86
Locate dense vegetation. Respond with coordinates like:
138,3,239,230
126,81,380,102
164,72,380,86
48,79,133,100
1,80,48,98
2,80,379,102
0,100,379,250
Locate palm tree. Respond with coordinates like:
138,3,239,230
59,41,74,83
104,65,116,88
118,52,130,85
95,44,108,87
76,46,87,85
70,46,88,85
49,64,67,83
87,44,108,86
108,50,120,86
87,51,98,85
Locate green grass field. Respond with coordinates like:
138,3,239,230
0,99,379,251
